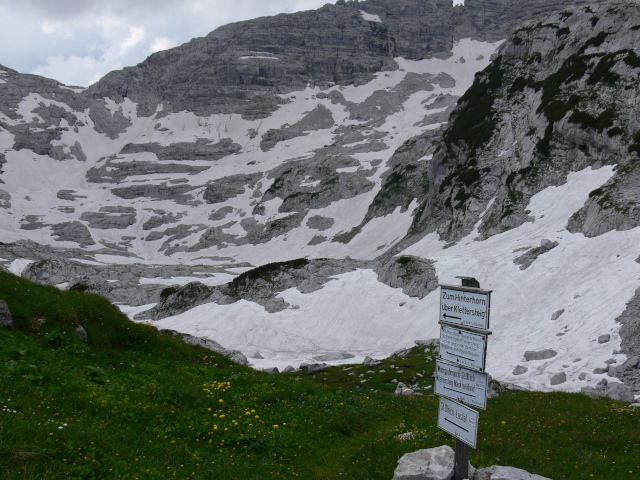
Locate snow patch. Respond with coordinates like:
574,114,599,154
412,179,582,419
8,259,34,276
360,11,382,23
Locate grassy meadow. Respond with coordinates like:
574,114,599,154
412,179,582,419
0,269,638,479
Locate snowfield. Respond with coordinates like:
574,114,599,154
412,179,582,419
151,166,640,394
1,35,639,397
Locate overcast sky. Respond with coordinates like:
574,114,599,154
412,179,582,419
0,0,464,87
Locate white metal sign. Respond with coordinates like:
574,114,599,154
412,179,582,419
437,396,479,449
439,285,491,330
439,324,487,372
435,359,489,410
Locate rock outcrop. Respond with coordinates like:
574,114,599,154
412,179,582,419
0,299,13,330
160,329,249,366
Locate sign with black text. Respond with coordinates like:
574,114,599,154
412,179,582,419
435,359,489,410
439,324,487,372
439,285,491,330
437,396,479,448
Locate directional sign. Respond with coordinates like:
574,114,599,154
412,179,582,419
439,285,491,330
439,324,487,372
437,396,479,448
435,359,489,410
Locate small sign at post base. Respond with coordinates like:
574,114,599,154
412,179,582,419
437,396,479,449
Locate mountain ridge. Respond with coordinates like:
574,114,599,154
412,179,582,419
1,0,639,397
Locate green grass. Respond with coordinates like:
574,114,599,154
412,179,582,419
1,271,640,479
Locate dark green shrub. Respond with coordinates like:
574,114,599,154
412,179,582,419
624,50,640,68
556,27,570,37
444,57,504,159
588,54,621,85
578,32,609,54
568,108,615,132
607,126,624,137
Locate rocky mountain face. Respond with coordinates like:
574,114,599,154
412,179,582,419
1,0,639,395
370,1,640,247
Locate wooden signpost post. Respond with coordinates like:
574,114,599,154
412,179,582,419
435,277,492,480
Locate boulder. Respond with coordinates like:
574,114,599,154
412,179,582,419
580,386,604,399
512,365,528,375
604,383,635,402
0,299,13,330
549,372,567,385
523,349,557,361
307,363,327,374
74,324,88,342
313,352,354,362
160,329,249,366
363,356,382,367
282,365,296,373
395,382,422,396
263,367,279,374
473,465,552,480
395,432,417,441
392,446,459,480
598,334,611,344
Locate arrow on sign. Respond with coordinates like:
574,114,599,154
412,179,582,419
446,351,474,361
444,417,469,432
443,313,461,320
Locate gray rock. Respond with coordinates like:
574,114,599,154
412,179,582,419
307,363,327,374
374,256,439,299
395,382,422,396
80,207,136,229
56,190,86,201
598,334,611,344
512,365,528,375
260,105,334,151
159,329,248,366
415,339,439,347
550,309,565,320
120,137,241,161
514,241,559,270
313,352,355,362
581,386,604,399
550,372,567,385
524,349,557,361
0,189,10,209
578,372,587,380
0,299,13,330
394,432,417,442
73,324,88,342
473,465,552,480
50,221,95,246
282,365,296,373
363,356,382,367
604,383,635,402
263,367,279,374
593,368,607,374
393,445,475,480
251,352,264,359
306,215,335,231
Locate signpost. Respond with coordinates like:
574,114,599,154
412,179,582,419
435,359,489,410
435,278,492,480
439,285,491,330
437,396,479,449
439,324,488,372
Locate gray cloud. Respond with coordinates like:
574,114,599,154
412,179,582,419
0,0,338,86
